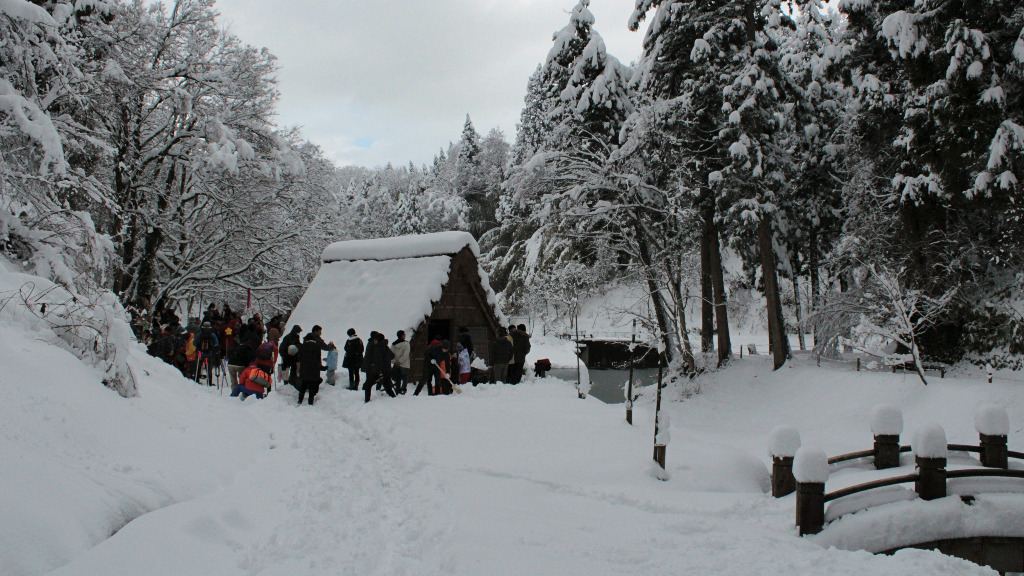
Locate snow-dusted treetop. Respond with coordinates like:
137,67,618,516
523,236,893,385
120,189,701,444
322,231,480,263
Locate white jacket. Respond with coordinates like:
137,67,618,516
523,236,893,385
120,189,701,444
391,340,411,369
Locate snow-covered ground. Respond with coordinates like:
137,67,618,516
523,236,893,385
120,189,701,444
4,315,1023,575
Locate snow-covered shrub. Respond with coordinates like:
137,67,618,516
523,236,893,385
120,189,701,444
0,269,137,397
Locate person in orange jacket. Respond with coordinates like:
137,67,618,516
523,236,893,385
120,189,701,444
231,364,272,400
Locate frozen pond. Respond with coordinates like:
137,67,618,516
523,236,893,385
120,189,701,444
548,367,661,404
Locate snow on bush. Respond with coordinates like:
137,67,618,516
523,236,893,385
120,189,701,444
974,404,1009,436
793,446,830,484
870,405,904,436
768,425,801,458
0,265,137,397
912,423,948,459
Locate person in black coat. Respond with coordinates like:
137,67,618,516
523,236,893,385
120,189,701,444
343,328,364,391
297,326,335,405
490,327,513,384
279,325,302,387
361,331,396,402
510,324,532,384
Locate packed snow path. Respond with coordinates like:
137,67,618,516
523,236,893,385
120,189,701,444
5,333,1018,575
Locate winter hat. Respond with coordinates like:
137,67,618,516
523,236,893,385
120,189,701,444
268,327,280,341
347,328,356,336
290,325,302,334
312,325,323,333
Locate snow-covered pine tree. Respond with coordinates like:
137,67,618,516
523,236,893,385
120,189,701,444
840,0,1024,365
631,0,805,369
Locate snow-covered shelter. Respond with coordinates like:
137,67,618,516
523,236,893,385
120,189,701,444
287,231,504,382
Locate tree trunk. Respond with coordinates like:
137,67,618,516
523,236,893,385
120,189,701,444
793,274,805,351
709,221,732,365
809,228,821,347
758,217,788,370
700,220,715,353
635,219,676,362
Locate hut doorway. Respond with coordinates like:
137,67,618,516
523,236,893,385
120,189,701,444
428,319,452,344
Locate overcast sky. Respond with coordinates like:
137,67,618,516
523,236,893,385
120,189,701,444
213,0,649,169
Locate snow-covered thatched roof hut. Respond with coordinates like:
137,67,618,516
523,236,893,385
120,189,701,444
287,231,504,381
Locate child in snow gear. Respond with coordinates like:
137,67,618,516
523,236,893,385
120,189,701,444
325,348,339,386
343,328,364,391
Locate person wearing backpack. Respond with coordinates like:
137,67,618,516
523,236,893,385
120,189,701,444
254,328,279,385
231,363,272,400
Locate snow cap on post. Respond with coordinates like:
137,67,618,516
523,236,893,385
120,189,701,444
768,426,801,458
793,446,829,484
912,423,948,459
656,412,671,445
870,405,904,436
975,404,1010,436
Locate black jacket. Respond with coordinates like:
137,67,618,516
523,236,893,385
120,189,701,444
298,337,327,382
362,340,387,374
343,336,364,369
511,330,531,364
490,337,513,366
280,331,302,368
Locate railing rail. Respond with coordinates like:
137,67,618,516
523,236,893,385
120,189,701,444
824,473,920,503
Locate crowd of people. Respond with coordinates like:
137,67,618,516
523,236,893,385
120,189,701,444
137,302,534,406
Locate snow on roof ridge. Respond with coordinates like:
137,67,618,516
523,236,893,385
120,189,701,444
322,231,479,263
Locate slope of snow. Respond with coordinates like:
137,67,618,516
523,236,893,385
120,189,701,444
4,305,1023,575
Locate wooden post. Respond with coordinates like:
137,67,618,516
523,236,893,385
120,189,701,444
795,481,825,535
915,456,947,501
980,433,1009,469
652,351,665,467
653,444,666,469
874,434,901,469
772,456,796,497
856,357,860,372
739,345,743,359
626,319,635,425
575,310,583,399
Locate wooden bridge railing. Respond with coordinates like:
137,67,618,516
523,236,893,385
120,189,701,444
768,405,1022,536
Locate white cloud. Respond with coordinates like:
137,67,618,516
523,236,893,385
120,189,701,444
215,0,646,168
